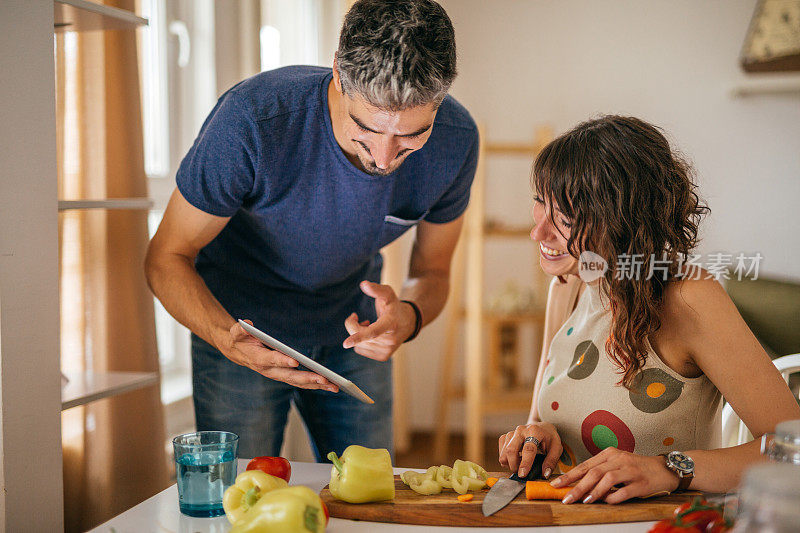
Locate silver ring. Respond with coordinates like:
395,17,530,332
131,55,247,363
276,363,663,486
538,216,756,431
524,436,541,447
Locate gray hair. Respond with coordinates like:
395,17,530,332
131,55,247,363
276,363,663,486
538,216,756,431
336,0,457,110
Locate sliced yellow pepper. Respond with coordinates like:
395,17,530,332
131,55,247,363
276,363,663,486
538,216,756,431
451,460,488,494
401,467,443,495
229,485,326,533
401,460,487,495
452,459,488,482
451,473,486,494
223,470,288,524
435,465,454,489
400,470,418,485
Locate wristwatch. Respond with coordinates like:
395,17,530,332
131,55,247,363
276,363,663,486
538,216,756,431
660,451,695,491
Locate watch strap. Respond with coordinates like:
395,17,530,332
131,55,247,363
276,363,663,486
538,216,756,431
677,472,693,492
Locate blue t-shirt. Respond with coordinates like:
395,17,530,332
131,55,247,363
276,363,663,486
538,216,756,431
177,66,478,347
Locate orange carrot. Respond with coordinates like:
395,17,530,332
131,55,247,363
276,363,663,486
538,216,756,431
525,481,572,501
486,477,499,488
457,494,474,502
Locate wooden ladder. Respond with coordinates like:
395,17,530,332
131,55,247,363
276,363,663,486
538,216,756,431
433,125,553,463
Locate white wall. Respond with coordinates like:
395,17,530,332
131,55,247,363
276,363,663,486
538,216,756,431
406,0,800,433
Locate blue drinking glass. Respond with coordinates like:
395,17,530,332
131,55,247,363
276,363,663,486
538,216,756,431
173,431,239,517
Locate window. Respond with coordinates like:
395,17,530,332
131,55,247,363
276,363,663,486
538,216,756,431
140,0,218,405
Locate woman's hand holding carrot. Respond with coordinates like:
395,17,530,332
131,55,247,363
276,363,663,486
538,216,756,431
549,447,679,504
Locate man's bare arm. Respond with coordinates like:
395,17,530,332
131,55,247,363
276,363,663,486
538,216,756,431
145,188,337,391
400,215,464,327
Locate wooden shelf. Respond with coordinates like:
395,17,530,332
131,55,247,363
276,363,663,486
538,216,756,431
58,198,154,211
484,224,531,238
457,308,545,322
61,371,159,410
485,310,545,323
54,0,147,32
450,384,534,413
484,142,538,155
729,77,800,97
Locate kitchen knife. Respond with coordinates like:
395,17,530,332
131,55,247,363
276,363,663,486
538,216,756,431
238,319,375,404
482,453,546,517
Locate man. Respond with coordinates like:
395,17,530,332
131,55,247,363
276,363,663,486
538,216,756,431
145,0,478,460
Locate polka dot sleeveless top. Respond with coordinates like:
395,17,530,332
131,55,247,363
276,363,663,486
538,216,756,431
537,280,722,472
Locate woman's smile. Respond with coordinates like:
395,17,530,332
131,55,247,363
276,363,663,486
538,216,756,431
539,242,568,260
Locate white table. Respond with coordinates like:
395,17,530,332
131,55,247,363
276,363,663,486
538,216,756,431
89,461,656,532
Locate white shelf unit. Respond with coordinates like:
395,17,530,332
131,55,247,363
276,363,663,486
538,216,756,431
55,1,158,414
54,0,147,32
62,371,159,410
58,198,154,211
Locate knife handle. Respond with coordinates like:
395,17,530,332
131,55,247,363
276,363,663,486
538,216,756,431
509,453,546,482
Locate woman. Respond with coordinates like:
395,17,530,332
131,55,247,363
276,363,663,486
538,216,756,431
498,115,800,504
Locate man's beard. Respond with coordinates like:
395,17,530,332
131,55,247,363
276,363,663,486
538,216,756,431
357,152,400,176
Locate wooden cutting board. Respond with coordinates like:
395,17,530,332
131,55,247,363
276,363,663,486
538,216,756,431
320,473,703,527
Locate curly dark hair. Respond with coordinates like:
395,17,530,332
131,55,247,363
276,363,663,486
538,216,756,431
337,0,457,110
533,115,709,388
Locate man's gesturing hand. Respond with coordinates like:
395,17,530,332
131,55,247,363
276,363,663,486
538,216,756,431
224,320,338,392
342,281,418,361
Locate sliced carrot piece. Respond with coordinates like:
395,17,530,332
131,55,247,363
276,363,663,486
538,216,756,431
486,477,499,488
457,494,474,502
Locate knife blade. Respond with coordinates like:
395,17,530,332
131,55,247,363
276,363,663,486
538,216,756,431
482,453,546,517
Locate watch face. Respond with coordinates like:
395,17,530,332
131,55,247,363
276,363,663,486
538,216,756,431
668,451,695,474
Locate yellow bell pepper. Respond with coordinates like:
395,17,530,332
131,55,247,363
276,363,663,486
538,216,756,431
327,445,395,503
223,470,288,524
229,485,326,533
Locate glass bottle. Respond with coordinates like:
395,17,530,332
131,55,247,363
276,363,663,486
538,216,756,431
760,419,800,465
732,463,800,532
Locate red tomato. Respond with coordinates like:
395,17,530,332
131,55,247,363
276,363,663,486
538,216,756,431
705,517,730,533
648,519,701,533
246,456,291,482
673,502,693,517
673,499,711,518
682,510,722,530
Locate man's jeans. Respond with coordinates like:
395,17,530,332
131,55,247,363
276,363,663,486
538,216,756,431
190,334,393,460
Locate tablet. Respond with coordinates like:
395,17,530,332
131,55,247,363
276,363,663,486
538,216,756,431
238,320,374,404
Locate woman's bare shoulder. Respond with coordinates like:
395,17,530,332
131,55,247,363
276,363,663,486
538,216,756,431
657,268,741,360
662,268,731,319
